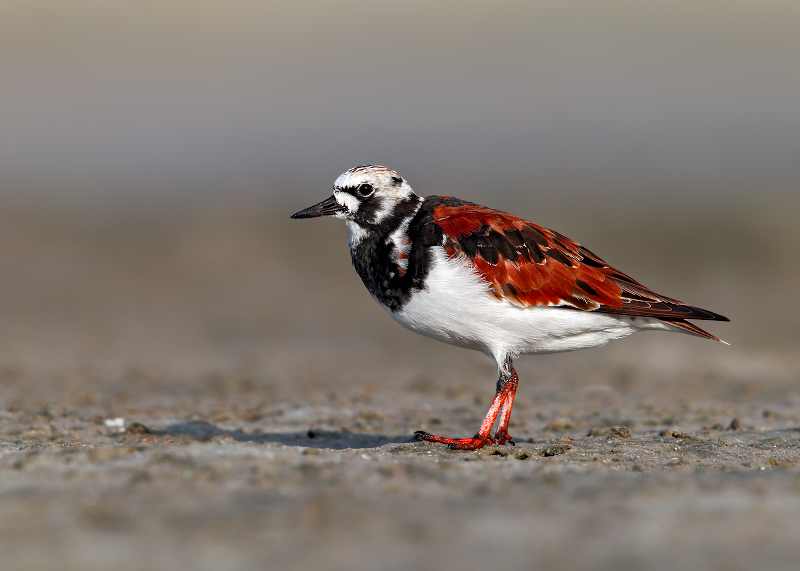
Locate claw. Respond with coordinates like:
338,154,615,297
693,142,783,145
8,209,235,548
415,431,496,450
494,429,515,446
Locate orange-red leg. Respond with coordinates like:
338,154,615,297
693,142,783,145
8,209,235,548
416,359,518,450
493,369,518,445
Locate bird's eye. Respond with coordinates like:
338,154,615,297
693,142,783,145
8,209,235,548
357,183,374,197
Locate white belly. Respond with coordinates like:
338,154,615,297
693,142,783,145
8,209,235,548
384,247,672,363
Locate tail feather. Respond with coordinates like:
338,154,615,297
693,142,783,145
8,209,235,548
663,319,729,345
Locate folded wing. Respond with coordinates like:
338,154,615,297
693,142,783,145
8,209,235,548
428,197,728,339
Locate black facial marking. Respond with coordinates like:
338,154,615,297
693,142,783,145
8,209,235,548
350,192,383,226
391,176,403,186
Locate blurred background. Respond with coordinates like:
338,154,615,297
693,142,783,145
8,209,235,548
3,1,800,199
0,0,798,402
3,3,800,571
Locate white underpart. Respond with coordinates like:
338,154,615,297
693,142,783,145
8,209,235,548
386,247,675,364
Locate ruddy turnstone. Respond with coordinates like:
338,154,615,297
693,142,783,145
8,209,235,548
291,165,729,450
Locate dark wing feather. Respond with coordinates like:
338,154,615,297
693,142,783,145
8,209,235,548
429,197,729,338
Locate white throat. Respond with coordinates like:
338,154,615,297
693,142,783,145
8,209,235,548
345,220,368,247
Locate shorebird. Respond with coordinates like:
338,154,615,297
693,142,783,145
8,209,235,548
292,165,729,449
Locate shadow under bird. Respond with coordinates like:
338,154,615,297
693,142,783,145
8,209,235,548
291,165,729,450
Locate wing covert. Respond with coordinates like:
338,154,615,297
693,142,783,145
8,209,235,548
428,197,728,323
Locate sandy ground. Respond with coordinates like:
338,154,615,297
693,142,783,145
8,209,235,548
1,195,799,571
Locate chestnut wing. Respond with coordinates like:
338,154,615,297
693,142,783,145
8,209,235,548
430,198,727,322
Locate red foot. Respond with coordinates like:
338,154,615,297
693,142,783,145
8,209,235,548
415,363,519,451
493,429,516,446
416,431,507,450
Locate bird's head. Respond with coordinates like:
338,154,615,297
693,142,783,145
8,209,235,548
291,165,420,243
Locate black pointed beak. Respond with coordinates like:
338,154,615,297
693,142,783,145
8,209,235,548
290,195,345,219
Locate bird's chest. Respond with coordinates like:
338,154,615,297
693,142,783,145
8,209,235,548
350,235,414,312
382,247,499,351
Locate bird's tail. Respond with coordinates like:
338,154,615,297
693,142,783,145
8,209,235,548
663,319,729,345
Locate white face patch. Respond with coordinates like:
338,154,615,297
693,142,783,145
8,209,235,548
334,190,360,215
370,197,394,226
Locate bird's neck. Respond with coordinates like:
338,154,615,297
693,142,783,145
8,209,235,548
348,194,426,311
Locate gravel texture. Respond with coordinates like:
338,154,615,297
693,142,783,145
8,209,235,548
1,199,798,571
